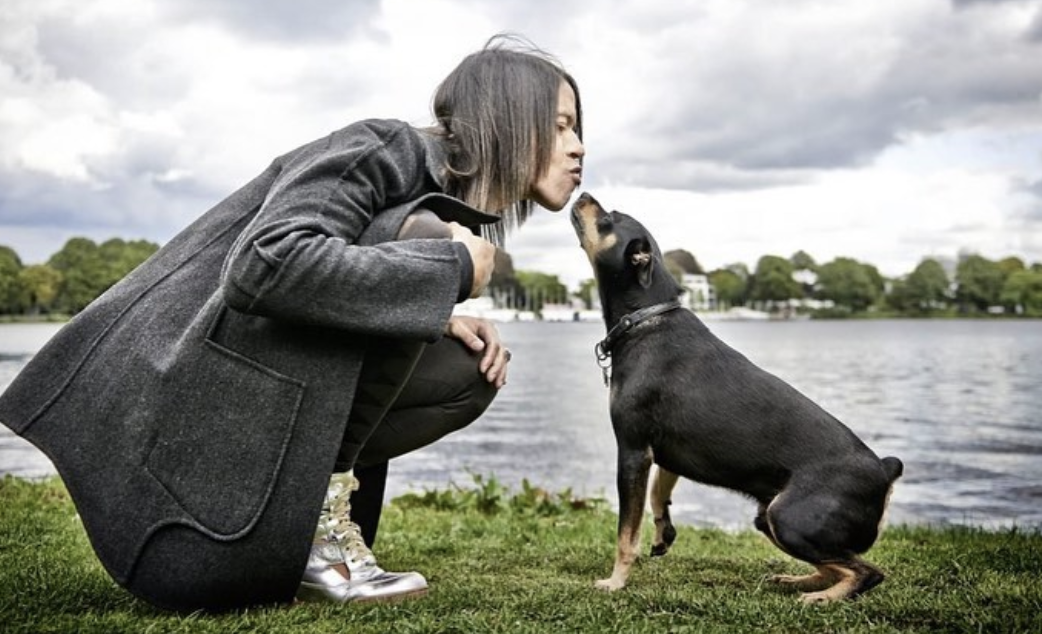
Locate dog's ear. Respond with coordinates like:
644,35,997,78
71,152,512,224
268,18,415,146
628,239,655,288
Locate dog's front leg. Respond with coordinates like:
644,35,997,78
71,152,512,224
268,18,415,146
596,446,653,591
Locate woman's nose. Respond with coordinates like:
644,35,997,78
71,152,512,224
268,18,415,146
569,131,585,158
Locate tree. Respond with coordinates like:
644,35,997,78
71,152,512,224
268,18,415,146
98,239,158,290
49,238,106,314
956,254,1005,312
515,270,568,312
748,255,802,305
575,278,598,310
726,262,751,280
1000,269,1042,315
790,250,817,272
664,249,703,277
997,256,1025,276
0,246,23,314
488,248,523,308
815,257,882,312
17,265,64,315
489,248,517,288
48,237,159,315
891,258,950,314
708,268,747,308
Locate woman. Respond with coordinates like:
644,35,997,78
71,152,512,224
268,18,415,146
0,35,583,611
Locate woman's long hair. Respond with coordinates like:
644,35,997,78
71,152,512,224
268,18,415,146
431,34,583,246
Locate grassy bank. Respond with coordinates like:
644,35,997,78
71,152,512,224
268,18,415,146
2,475,1039,633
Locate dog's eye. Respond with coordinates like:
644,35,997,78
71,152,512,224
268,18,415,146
596,216,613,231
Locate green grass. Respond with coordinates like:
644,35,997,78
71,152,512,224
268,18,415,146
2,475,1040,633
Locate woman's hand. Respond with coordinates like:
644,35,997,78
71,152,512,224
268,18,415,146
444,315,511,388
448,222,495,298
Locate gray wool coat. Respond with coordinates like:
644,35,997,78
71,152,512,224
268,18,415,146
0,119,499,612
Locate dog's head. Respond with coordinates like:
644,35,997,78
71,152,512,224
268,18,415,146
571,192,682,313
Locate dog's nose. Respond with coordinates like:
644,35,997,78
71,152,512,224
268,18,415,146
573,192,594,211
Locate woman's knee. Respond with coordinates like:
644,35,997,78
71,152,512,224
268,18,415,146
450,373,498,431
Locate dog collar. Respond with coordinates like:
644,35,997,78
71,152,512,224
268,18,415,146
594,299,683,386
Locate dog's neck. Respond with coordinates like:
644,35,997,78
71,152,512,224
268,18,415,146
598,271,682,334
597,298,684,357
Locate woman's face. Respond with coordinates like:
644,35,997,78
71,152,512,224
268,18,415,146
528,81,585,212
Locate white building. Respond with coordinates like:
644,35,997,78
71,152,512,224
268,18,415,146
679,273,716,311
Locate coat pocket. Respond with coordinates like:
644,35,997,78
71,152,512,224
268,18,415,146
145,339,305,537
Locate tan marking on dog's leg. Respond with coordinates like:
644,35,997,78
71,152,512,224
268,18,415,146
650,467,679,555
650,466,678,519
799,564,860,604
595,448,653,591
770,567,839,591
595,520,642,592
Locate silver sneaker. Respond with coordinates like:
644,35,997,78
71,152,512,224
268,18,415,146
296,471,428,603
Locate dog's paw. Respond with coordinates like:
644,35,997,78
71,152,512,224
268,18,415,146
769,572,834,592
649,542,671,557
769,573,806,586
652,516,677,554
799,589,841,605
594,578,625,592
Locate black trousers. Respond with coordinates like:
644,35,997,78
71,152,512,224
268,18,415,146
335,334,498,546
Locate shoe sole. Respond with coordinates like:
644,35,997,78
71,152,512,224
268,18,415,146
294,585,429,605
354,586,429,604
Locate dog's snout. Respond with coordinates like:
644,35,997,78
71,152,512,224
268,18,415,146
571,192,605,220
570,191,617,259
572,191,595,215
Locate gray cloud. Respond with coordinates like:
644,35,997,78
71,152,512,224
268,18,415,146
0,162,216,237
3,0,1042,273
1015,177,1042,222
1030,7,1042,42
33,18,191,109
585,1,1042,192
154,0,383,43
950,0,1025,7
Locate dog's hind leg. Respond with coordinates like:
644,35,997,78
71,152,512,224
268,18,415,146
762,490,887,602
649,466,679,557
596,446,653,592
770,567,840,592
795,559,885,604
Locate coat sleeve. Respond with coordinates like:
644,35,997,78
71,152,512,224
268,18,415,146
220,121,467,340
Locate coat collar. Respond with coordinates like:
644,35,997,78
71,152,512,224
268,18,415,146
358,129,501,246
417,129,502,229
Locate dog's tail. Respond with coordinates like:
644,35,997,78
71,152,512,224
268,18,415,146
881,456,904,483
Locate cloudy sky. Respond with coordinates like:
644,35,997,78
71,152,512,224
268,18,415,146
2,0,1041,288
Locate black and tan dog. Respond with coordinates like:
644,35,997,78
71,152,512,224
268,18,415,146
570,192,903,603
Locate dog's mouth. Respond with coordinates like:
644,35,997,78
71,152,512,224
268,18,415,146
571,192,606,225
571,192,614,254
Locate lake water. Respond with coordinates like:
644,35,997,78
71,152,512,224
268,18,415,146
1,318,1040,531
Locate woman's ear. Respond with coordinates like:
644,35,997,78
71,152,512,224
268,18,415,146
628,239,654,288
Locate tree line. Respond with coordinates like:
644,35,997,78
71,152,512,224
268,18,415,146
662,249,1042,317
1,238,1040,318
0,238,159,317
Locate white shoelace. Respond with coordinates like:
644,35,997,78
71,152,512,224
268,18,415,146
321,472,375,565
